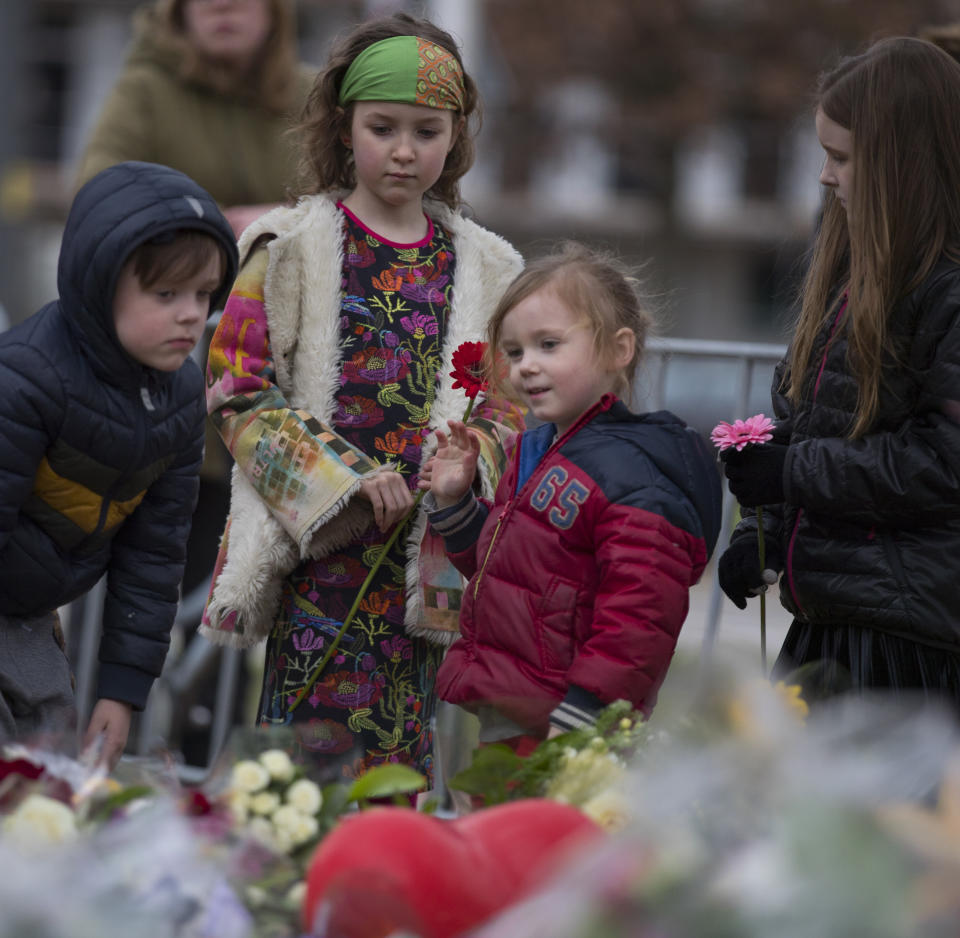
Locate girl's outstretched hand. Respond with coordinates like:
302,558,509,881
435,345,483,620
359,470,415,531
420,420,480,508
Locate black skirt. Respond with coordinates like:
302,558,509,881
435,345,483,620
773,620,960,716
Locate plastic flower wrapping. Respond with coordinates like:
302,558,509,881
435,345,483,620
5,661,960,937
0,726,425,938
0,746,255,938
468,656,960,938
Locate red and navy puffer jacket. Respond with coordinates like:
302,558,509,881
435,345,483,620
432,395,722,735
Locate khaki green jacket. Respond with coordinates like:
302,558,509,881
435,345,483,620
76,8,314,206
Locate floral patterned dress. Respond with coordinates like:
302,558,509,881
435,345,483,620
254,206,458,781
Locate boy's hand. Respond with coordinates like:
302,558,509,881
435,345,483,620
83,699,133,772
419,421,480,508
359,471,414,531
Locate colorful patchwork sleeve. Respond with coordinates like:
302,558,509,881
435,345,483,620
464,389,525,500
206,248,380,552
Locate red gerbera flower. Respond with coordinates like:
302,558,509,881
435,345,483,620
450,341,488,400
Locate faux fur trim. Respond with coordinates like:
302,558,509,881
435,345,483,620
198,624,254,651
203,468,297,648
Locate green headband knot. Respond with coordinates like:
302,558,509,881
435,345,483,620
338,35,465,112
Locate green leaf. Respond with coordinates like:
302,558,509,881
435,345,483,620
85,784,154,824
346,764,426,803
448,744,523,805
314,781,352,837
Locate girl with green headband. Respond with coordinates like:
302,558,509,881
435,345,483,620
201,12,525,788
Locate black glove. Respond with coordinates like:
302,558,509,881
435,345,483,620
721,442,788,507
718,536,785,610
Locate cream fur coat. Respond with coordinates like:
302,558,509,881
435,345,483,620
201,194,523,649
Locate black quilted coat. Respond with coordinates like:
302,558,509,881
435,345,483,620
0,161,238,708
733,257,960,650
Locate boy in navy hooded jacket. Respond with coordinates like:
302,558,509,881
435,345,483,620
0,161,238,767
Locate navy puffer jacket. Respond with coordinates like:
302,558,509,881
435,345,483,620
736,257,960,648
0,161,238,708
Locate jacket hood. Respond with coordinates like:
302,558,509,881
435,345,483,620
601,404,724,557
57,160,239,386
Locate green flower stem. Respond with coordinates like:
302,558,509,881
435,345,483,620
288,490,424,715
287,393,479,715
757,505,767,672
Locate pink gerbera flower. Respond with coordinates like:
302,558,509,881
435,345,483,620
710,414,776,452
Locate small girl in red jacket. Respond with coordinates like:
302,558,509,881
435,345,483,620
421,242,722,750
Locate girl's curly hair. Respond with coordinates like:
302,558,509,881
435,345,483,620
296,12,480,209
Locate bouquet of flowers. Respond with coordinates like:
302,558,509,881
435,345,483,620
447,700,648,831
466,663,960,938
200,729,427,936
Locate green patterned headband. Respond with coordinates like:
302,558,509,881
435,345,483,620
338,35,465,112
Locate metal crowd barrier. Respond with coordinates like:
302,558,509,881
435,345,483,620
64,336,787,780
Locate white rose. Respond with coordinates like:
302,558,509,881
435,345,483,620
249,791,281,816
285,778,323,816
259,749,295,783
273,825,295,854
289,812,319,847
231,759,270,794
286,880,307,908
245,885,268,908
581,789,631,833
246,815,277,847
271,803,304,834
3,794,77,846
226,789,250,823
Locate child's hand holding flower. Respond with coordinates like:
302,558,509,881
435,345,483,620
419,420,481,509
712,414,789,668
712,414,789,508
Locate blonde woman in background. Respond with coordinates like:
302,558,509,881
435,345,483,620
77,0,314,237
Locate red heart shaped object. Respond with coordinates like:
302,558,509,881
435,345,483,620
303,799,603,937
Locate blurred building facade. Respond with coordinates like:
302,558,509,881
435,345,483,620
3,0,959,340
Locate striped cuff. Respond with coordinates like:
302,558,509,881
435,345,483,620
549,685,604,733
423,490,489,554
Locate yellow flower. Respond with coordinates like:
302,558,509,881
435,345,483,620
725,678,809,740
772,681,809,724
545,748,624,806
581,789,631,833
3,794,77,847
231,759,270,794
259,749,296,783
286,778,323,816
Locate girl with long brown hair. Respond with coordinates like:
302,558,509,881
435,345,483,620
718,37,960,708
